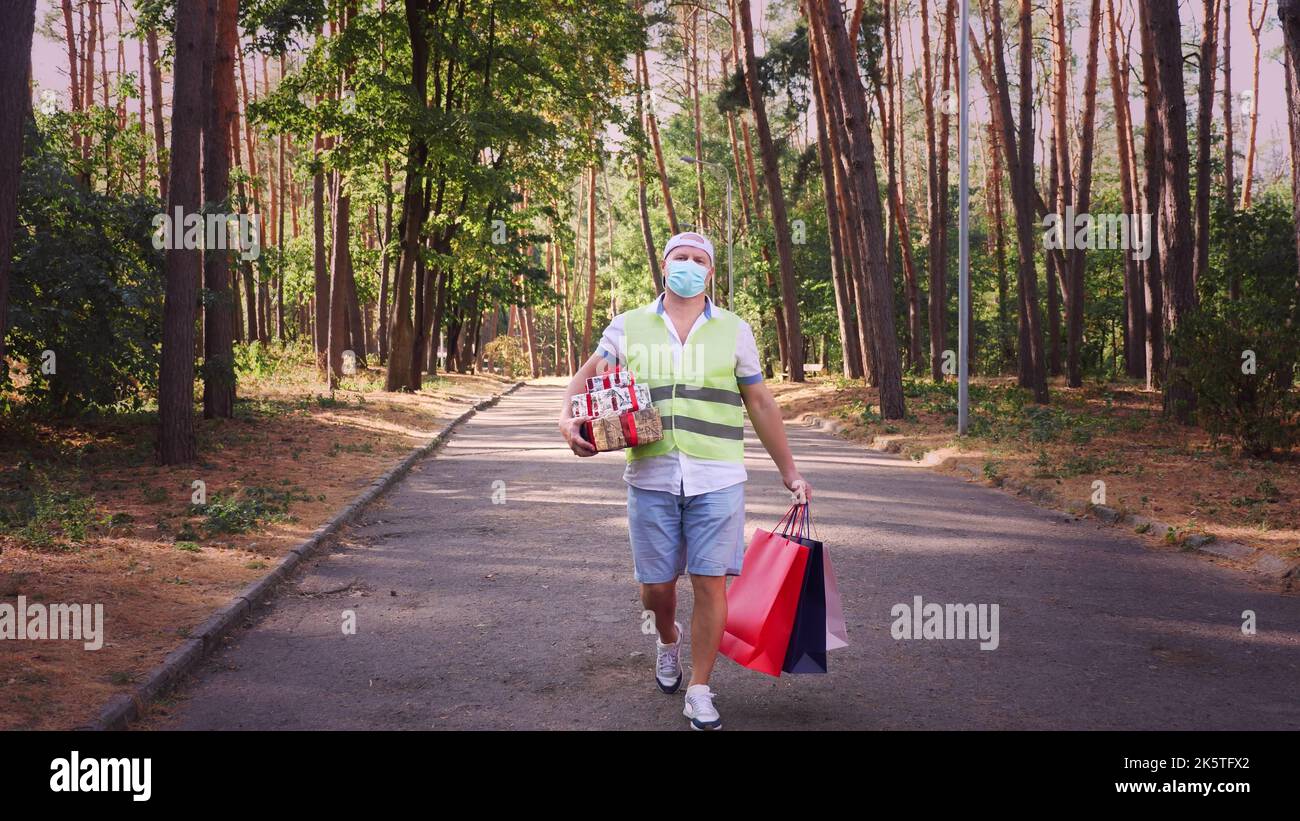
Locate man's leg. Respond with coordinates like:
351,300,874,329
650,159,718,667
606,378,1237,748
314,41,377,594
686,573,726,685
681,482,746,687
641,580,680,643
627,484,686,643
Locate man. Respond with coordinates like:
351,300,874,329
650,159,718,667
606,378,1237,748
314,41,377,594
557,231,812,730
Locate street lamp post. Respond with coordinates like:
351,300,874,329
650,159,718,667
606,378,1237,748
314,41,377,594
680,155,733,308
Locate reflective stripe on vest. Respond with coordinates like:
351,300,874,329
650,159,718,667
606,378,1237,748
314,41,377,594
624,305,745,462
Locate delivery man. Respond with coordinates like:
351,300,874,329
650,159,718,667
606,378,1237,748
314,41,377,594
557,231,811,730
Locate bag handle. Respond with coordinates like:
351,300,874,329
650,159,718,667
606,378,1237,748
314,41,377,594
774,502,802,536
778,502,816,541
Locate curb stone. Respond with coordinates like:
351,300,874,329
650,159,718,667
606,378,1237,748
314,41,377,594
84,380,525,731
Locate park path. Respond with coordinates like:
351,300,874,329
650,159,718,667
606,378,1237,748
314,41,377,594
149,384,1300,730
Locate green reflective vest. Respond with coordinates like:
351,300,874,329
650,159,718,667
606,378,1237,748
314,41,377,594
624,304,745,463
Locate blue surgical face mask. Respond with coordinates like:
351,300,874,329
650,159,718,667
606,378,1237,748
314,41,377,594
665,259,709,298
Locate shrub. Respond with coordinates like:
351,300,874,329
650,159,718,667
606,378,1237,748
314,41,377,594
1172,307,1300,457
482,335,530,378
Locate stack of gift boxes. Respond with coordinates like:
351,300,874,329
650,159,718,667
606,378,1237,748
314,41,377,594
571,366,664,452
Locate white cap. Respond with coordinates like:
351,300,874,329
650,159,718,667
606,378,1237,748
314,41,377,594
663,231,714,266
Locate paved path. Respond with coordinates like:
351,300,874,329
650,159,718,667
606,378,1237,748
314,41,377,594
151,384,1300,730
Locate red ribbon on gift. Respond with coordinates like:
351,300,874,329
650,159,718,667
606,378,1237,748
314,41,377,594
620,411,639,447
584,392,594,416
628,385,640,411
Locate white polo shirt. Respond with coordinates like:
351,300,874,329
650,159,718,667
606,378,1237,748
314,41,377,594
595,294,764,497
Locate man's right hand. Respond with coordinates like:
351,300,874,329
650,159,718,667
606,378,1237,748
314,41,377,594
559,415,598,457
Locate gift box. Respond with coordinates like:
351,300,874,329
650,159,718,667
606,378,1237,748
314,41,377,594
582,407,664,451
610,384,652,413
586,366,634,392
571,388,619,418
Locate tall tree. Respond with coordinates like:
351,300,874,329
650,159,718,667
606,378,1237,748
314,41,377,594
1106,0,1145,379
1147,0,1198,421
1193,0,1222,288
384,0,432,392
979,0,1050,402
1241,0,1268,209
808,0,905,416
202,0,239,419
0,0,37,370
1137,0,1165,391
146,25,167,200
1051,0,1102,388
1223,0,1236,216
920,0,943,381
1281,0,1300,306
738,0,804,381
157,0,210,463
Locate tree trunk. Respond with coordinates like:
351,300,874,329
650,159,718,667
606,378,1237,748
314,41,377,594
202,0,237,419
1223,1,1236,228
809,30,861,378
1137,0,1165,392
984,0,1049,402
1193,0,1221,288
1241,0,1267,209
808,0,905,415
312,126,328,362
1279,1,1300,314
1106,0,1145,379
157,0,207,463
384,0,430,391
920,0,943,381
739,0,804,381
0,0,36,369
640,50,679,235
145,28,166,199
634,52,663,293
1147,0,1198,421
581,164,597,356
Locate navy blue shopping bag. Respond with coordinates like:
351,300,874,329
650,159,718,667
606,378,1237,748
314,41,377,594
780,504,828,674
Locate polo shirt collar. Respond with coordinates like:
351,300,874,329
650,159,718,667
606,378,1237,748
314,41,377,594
654,292,713,319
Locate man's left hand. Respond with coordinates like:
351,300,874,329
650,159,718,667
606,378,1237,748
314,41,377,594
784,473,811,504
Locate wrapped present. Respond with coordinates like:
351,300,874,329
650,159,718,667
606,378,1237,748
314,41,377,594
582,407,664,451
610,383,652,413
571,388,622,418
586,366,635,392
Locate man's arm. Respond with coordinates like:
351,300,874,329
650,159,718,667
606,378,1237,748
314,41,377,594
740,379,811,502
558,353,606,456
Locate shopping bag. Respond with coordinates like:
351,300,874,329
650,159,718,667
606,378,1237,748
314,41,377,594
822,546,849,651
719,505,809,677
786,502,848,652
781,505,828,674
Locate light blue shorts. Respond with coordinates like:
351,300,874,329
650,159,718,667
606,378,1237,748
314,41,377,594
626,482,746,583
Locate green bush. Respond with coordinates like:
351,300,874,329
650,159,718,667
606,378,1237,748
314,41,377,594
1172,307,1300,457
3,121,163,415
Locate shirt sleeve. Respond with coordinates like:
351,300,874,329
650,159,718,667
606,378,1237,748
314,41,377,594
735,319,763,385
594,312,625,366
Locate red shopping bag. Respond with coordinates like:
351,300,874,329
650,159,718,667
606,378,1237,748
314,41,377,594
719,506,810,677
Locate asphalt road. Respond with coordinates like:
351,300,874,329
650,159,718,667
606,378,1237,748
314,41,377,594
150,384,1300,730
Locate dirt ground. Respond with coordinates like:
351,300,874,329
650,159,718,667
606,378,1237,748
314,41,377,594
0,351,512,731
769,375,1300,565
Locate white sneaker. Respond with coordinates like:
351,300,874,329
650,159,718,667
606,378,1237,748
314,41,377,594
683,683,721,730
654,621,684,694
